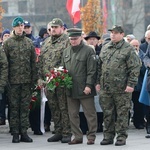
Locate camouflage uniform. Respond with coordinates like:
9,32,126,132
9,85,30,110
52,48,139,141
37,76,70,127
39,33,71,136
3,31,37,134
0,46,8,93
98,39,141,141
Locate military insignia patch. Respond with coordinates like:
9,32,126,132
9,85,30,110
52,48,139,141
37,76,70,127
92,55,96,60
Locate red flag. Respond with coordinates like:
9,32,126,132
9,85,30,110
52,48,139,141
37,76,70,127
102,0,108,33
66,0,80,25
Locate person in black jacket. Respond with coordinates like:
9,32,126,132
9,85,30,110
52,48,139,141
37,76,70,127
85,31,101,56
140,30,150,53
130,39,146,129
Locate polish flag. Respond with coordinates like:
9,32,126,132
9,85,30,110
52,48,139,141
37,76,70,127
102,0,108,33
66,0,81,25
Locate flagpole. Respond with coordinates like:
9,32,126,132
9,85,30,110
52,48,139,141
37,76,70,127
81,0,83,7
111,0,116,25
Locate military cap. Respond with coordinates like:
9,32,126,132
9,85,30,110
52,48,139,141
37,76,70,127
108,25,124,33
67,28,82,37
50,18,64,27
24,21,31,27
12,16,24,27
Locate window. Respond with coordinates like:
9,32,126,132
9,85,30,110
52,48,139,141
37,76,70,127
18,0,27,13
2,2,8,13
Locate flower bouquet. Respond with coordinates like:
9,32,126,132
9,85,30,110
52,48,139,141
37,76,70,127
44,66,73,92
29,85,41,110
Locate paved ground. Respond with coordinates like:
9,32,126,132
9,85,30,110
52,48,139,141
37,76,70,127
0,122,150,150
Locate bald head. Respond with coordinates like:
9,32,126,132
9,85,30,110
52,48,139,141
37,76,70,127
130,39,140,52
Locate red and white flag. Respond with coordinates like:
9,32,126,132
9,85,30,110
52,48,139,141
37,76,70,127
102,0,108,33
66,0,81,25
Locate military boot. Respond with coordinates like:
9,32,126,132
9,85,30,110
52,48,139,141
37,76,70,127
61,135,72,143
100,139,113,145
47,134,62,142
115,139,126,146
20,133,33,142
12,133,20,143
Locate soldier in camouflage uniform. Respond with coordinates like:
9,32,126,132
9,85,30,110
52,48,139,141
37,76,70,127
0,29,10,125
0,44,8,101
3,16,37,143
39,18,71,143
96,25,141,146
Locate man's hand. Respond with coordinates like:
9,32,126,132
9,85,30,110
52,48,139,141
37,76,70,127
125,86,134,93
83,87,91,95
37,79,45,88
95,84,100,92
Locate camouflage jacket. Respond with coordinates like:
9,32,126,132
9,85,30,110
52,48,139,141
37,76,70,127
98,39,141,93
39,33,70,78
3,31,37,85
0,45,8,92
62,41,97,99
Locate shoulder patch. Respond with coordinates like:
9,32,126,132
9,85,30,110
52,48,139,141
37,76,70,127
92,54,96,60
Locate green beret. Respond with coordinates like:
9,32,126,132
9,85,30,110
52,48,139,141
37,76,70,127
12,16,24,27
67,28,82,37
49,18,64,27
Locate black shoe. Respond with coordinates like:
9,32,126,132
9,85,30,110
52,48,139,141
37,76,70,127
115,139,126,146
20,134,33,142
100,139,113,145
47,134,62,142
61,135,71,143
12,133,20,143
34,131,43,135
145,135,150,138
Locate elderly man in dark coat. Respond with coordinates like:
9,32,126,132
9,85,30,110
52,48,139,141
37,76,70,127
62,28,97,145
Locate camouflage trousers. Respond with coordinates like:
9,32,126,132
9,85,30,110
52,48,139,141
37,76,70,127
47,87,71,136
99,91,132,141
8,84,31,134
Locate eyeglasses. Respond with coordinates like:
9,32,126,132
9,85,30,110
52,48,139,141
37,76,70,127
69,37,80,40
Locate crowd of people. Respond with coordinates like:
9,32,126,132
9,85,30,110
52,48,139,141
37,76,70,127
0,16,150,146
